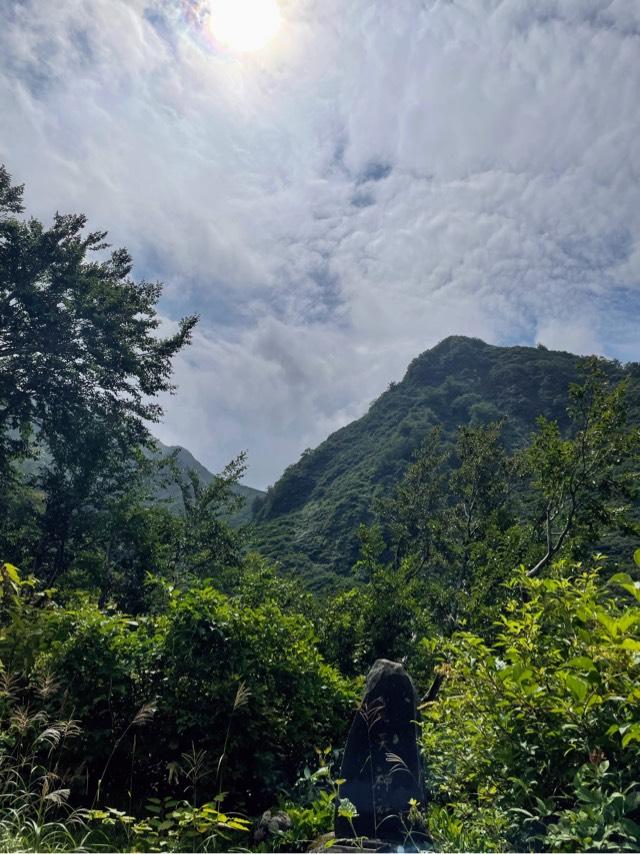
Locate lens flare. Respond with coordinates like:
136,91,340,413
206,0,281,52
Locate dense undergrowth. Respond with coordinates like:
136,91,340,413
2,554,640,852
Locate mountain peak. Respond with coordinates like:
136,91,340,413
251,339,639,587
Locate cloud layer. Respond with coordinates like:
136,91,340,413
2,0,639,486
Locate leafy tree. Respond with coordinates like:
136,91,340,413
525,360,639,576
319,524,429,675
0,166,197,465
379,421,517,632
171,453,248,587
377,366,638,635
0,165,197,580
380,427,447,571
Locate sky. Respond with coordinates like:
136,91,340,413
1,0,639,488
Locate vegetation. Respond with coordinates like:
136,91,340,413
422,556,640,852
1,165,639,851
252,337,640,587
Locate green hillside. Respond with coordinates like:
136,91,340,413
251,336,640,587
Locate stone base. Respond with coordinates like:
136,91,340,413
309,835,392,851
310,833,429,852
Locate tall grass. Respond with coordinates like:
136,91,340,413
0,671,94,852
0,671,253,852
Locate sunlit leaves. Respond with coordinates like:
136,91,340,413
421,557,640,850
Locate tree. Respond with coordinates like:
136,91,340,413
380,427,447,572
377,364,639,636
380,421,517,632
171,453,248,588
0,165,198,578
0,165,197,468
525,360,639,576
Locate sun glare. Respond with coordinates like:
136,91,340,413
207,0,282,52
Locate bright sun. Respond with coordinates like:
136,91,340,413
207,0,282,52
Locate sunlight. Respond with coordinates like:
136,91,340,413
206,0,281,52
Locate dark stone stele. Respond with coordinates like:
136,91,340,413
334,659,426,846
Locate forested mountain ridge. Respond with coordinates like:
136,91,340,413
250,336,640,586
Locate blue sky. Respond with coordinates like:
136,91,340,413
1,0,639,488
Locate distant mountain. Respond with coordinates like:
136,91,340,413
19,433,264,527
250,336,640,588
151,441,265,526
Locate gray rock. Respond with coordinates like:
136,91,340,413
254,809,292,844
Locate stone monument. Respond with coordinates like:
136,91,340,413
335,659,426,847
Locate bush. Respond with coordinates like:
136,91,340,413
1,568,357,814
159,585,357,808
421,555,640,851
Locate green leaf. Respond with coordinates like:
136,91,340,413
226,819,250,830
1,563,20,583
595,610,619,637
560,672,589,703
618,612,640,633
634,548,640,568
622,723,640,748
610,573,640,602
338,798,359,819
565,656,597,673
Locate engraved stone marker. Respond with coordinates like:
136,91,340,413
335,659,425,845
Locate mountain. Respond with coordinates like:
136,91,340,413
250,336,640,588
16,429,264,528
151,441,265,526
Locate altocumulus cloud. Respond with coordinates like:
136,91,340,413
1,0,639,486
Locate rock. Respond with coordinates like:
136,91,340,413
309,832,399,852
253,809,292,844
335,659,425,844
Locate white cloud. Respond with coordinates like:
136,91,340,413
1,0,639,486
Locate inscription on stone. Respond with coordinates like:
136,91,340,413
335,659,425,844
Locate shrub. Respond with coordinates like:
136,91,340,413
158,585,357,808
1,568,357,814
421,555,640,851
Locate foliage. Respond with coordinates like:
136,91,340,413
88,798,250,853
252,335,640,585
318,524,427,673
524,362,639,576
170,453,249,587
426,803,512,853
421,555,640,851
0,649,90,853
0,165,196,469
0,563,357,814
520,761,640,852
276,752,344,851
318,365,639,665
0,164,197,586
157,583,357,805
259,747,357,852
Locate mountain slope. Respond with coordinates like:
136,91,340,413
151,441,265,526
251,336,640,587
